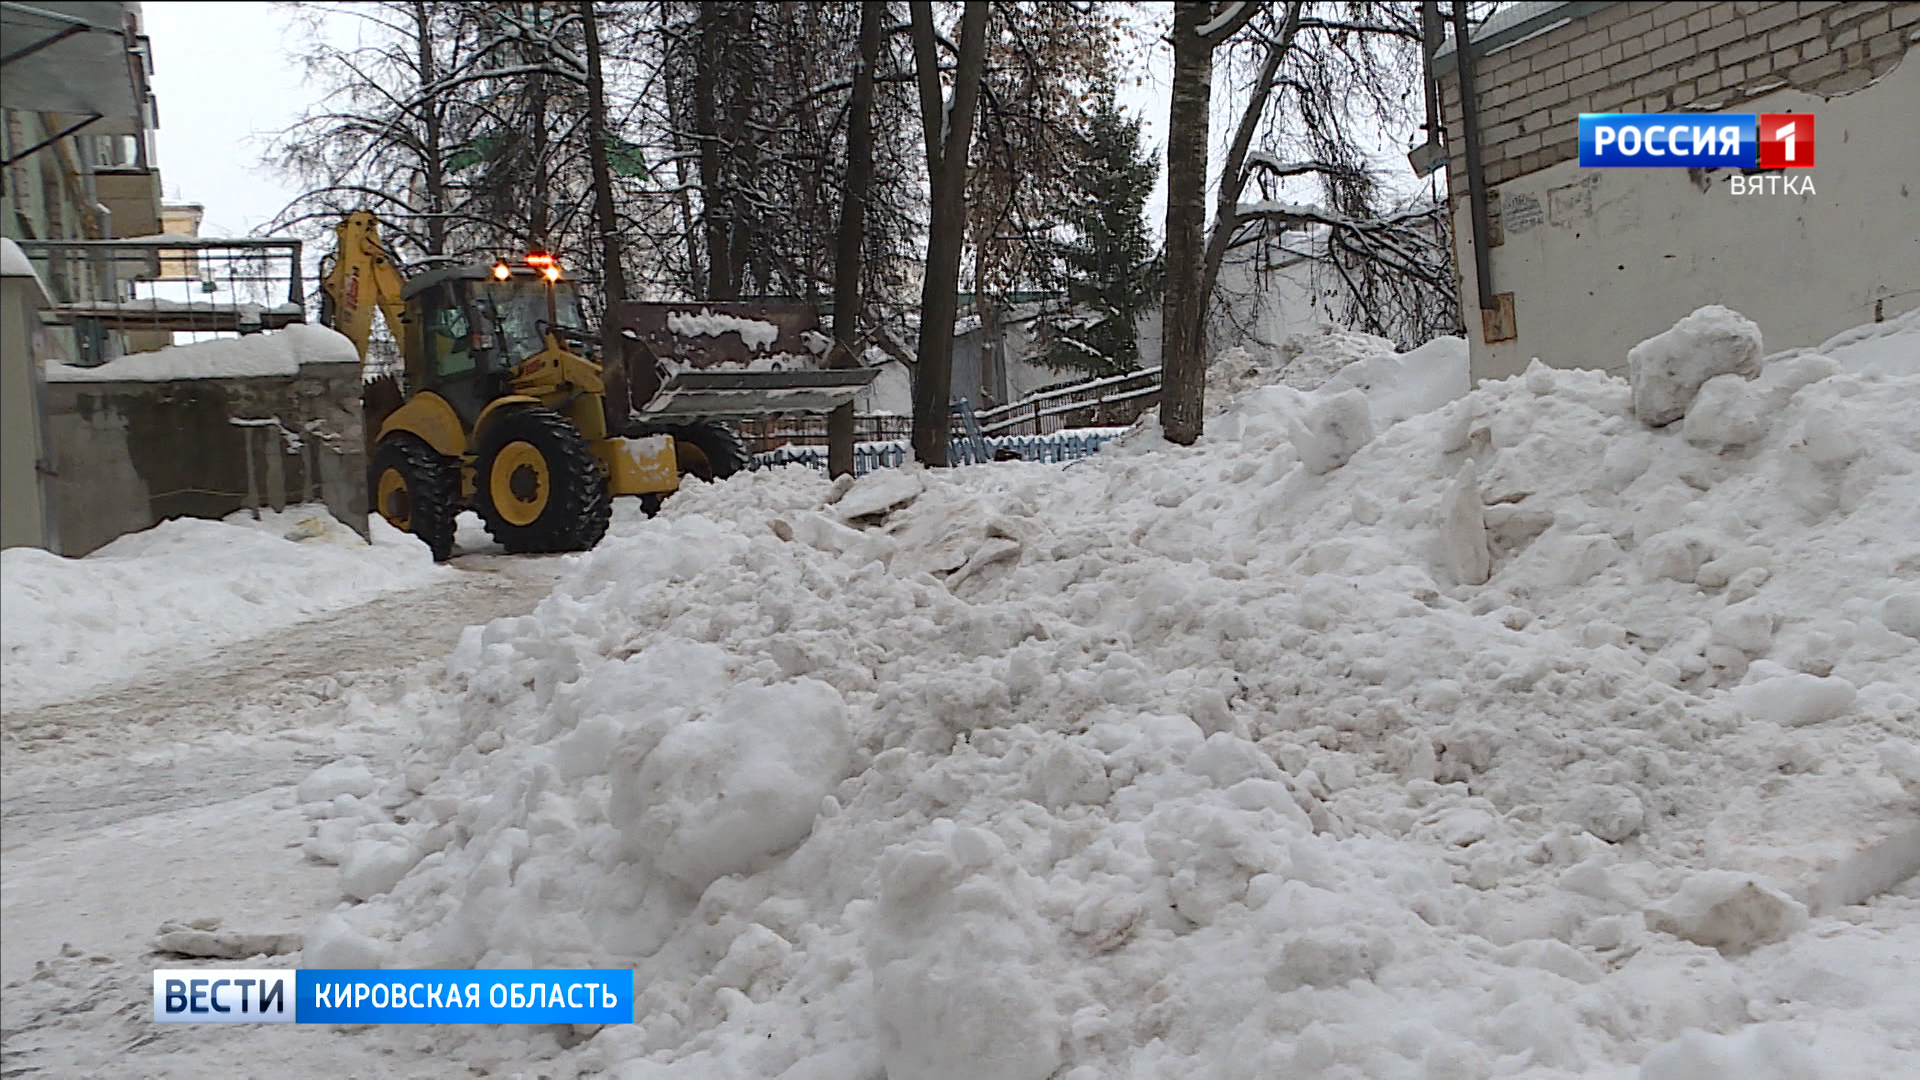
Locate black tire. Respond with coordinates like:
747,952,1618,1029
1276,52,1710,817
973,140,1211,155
473,408,612,554
655,421,749,482
370,434,458,562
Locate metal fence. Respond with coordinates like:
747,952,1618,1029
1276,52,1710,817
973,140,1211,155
749,427,1128,477
15,236,305,363
976,366,1162,436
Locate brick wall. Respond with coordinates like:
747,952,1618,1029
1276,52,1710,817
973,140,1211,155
1439,1,1917,192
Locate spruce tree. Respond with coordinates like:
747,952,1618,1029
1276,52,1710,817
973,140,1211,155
1043,98,1162,378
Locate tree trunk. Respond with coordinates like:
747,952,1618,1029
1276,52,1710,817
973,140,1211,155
694,0,729,297
828,0,882,479
909,0,989,468
582,0,630,432
1160,2,1216,445
529,66,551,248
412,1,445,257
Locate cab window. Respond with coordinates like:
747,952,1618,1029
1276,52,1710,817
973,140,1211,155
429,286,475,378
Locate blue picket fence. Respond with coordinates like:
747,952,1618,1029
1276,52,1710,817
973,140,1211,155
749,428,1127,477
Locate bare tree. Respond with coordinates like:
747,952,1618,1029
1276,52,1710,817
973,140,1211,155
1162,0,1445,442
907,1,989,467
1160,0,1263,446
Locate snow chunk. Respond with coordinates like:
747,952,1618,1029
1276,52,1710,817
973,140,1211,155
44,323,360,382
297,758,377,804
1883,592,1920,640
1629,306,1764,426
1646,870,1809,954
1733,672,1857,727
665,307,780,352
1683,373,1770,449
1287,388,1374,474
866,841,1064,1080
612,678,852,892
1438,459,1491,585
1640,1024,1821,1080
833,467,924,520
1565,784,1646,842
339,837,423,901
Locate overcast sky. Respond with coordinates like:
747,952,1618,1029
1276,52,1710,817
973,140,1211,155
141,2,310,236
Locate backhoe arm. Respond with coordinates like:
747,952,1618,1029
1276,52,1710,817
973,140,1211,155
319,210,409,362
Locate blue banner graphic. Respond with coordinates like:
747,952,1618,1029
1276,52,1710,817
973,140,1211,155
155,969,636,1024
1579,113,1757,168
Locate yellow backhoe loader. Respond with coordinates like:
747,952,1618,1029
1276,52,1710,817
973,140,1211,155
320,211,681,559
321,212,877,561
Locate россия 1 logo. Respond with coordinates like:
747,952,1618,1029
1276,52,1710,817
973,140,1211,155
1579,113,1815,169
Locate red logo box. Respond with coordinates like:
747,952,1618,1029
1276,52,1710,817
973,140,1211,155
1758,113,1815,169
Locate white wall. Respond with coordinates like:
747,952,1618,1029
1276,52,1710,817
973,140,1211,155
1455,54,1920,382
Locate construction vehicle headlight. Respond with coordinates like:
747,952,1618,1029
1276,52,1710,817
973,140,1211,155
542,266,561,282
492,263,512,280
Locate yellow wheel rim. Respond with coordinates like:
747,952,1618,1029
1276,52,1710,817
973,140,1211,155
376,467,411,530
489,440,550,526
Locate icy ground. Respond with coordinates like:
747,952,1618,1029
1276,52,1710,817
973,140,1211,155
3,309,1916,1079
1,536,571,1077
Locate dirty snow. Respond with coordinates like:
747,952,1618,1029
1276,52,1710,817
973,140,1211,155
1,506,444,709
42,323,361,382
665,308,781,352
281,306,1920,1078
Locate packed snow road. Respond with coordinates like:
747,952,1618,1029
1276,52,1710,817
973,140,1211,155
0,550,565,1076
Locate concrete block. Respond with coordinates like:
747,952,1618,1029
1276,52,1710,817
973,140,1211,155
1867,29,1907,59
1697,19,1750,51
1789,49,1849,82
1768,18,1823,50
1744,2,1807,33
1649,38,1696,69
1610,11,1656,42
1720,35,1769,64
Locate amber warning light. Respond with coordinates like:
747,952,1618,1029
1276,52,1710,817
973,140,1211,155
526,253,562,281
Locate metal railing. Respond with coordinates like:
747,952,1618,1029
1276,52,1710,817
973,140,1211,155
15,236,305,363
976,366,1162,436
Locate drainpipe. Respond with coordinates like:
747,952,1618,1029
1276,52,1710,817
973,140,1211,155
1449,3,1497,316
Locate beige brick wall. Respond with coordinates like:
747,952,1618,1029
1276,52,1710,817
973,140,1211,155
1438,1,1915,196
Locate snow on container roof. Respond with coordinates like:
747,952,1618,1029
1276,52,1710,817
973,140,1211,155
43,323,362,382
1433,1,1616,61
0,238,49,304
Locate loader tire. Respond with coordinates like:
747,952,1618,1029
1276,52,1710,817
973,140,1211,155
658,421,750,482
371,434,458,562
473,408,612,554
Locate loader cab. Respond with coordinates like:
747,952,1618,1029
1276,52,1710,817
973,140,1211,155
400,263,586,427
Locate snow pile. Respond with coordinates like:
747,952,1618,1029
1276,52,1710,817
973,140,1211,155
1,506,443,708
43,323,361,383
309,309,1917,1078
665,308,781,353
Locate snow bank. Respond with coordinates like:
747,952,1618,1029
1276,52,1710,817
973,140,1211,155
2,506,443,708
309,311,1919,1077
43,323,360,383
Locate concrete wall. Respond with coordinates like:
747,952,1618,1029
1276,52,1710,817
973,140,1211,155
1440,1,1920,380
2,276,53,549
40,363,367,556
